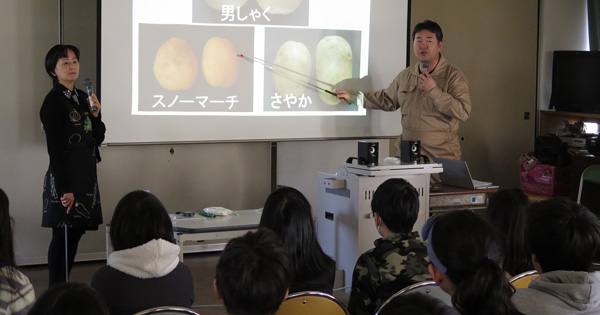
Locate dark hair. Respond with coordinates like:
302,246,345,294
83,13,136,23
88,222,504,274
412,20,444,42
27,282,108,315
0,188,26,300
44,44,80,79
371,178,419,233
215,229,293,315
378,292,460,315
487,189,532,276
527,199,600,272
259,186,334,283
109,190,174,251
0,188,16,269
430,211,521,315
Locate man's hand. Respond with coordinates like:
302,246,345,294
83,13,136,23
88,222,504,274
336,90,350,102
419,71,437,96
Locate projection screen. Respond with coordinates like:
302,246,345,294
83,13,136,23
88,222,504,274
100,0,409,144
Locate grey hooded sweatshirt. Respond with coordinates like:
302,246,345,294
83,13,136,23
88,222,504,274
512,270,600,314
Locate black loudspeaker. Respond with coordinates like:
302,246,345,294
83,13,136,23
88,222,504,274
358,141,378,166
400,140,421,164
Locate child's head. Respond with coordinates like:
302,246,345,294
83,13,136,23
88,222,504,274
423,210,519,315
110,190,174,251
527,199,600,273
371,178,419,233
27,282,108,315
215,228,293,315
486,188,530,275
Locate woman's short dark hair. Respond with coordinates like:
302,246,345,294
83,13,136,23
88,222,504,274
27,282,108,315
109,190,174,251
527,199,600,272
371,178,419,233
412,20,444,42
430,210,521,315
487,188,532,276
259,186,334,281
44,44,80,79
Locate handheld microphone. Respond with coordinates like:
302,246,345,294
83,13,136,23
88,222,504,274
84,78,97,112
422,61,430,75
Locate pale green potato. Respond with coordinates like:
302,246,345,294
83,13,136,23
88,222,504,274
316,36,353,105
257,0,302,14
273,41,312,98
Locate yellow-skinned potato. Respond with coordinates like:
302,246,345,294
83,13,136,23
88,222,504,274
257,0,302,14
205,0,247,11
153,37,198,91
273,41,312,98
202,37,240,88
316,36,352,105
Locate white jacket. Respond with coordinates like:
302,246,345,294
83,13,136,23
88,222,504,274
108,239,180,279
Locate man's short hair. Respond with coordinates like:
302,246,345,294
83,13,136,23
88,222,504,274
412,20,444,42
371,178,419,233
527,199,600,272
215,228,293,315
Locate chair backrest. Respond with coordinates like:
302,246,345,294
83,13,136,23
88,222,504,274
509,270,539,289
377,280,452,315
132,306,200,315
578,165,600,215
275,291,349,315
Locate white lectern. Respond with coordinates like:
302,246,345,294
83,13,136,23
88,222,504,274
317,163,442,291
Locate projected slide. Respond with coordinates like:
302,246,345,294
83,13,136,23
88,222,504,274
101,0,408,143
131,0,366,116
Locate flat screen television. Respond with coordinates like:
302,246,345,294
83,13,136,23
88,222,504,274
550,51,600,114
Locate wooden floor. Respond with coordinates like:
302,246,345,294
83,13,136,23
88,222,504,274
19,251,350,315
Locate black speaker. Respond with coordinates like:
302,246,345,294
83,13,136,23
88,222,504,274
400,140,421,164
358,141,378,166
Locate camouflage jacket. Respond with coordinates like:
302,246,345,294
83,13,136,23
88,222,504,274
347,232,431,315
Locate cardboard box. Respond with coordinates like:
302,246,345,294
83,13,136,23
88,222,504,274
519,162,571,196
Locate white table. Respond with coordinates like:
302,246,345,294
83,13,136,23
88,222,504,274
171,209,263,262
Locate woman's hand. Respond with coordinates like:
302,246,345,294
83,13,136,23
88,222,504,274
88,94,101,118
61,193,75,214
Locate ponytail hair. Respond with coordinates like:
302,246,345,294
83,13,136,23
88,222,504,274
424,210,522,315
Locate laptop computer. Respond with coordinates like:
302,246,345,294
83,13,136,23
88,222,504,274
433,157,499,190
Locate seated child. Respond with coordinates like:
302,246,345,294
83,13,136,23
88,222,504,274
27,282,108,315
423,210,522,315
91,190,194,315
511,199,600,314
348,178,430,315
214,228,293,315
486,188,532,276
259,186,335,294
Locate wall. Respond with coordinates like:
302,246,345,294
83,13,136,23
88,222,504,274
538,0,589,111
411,0,539,189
